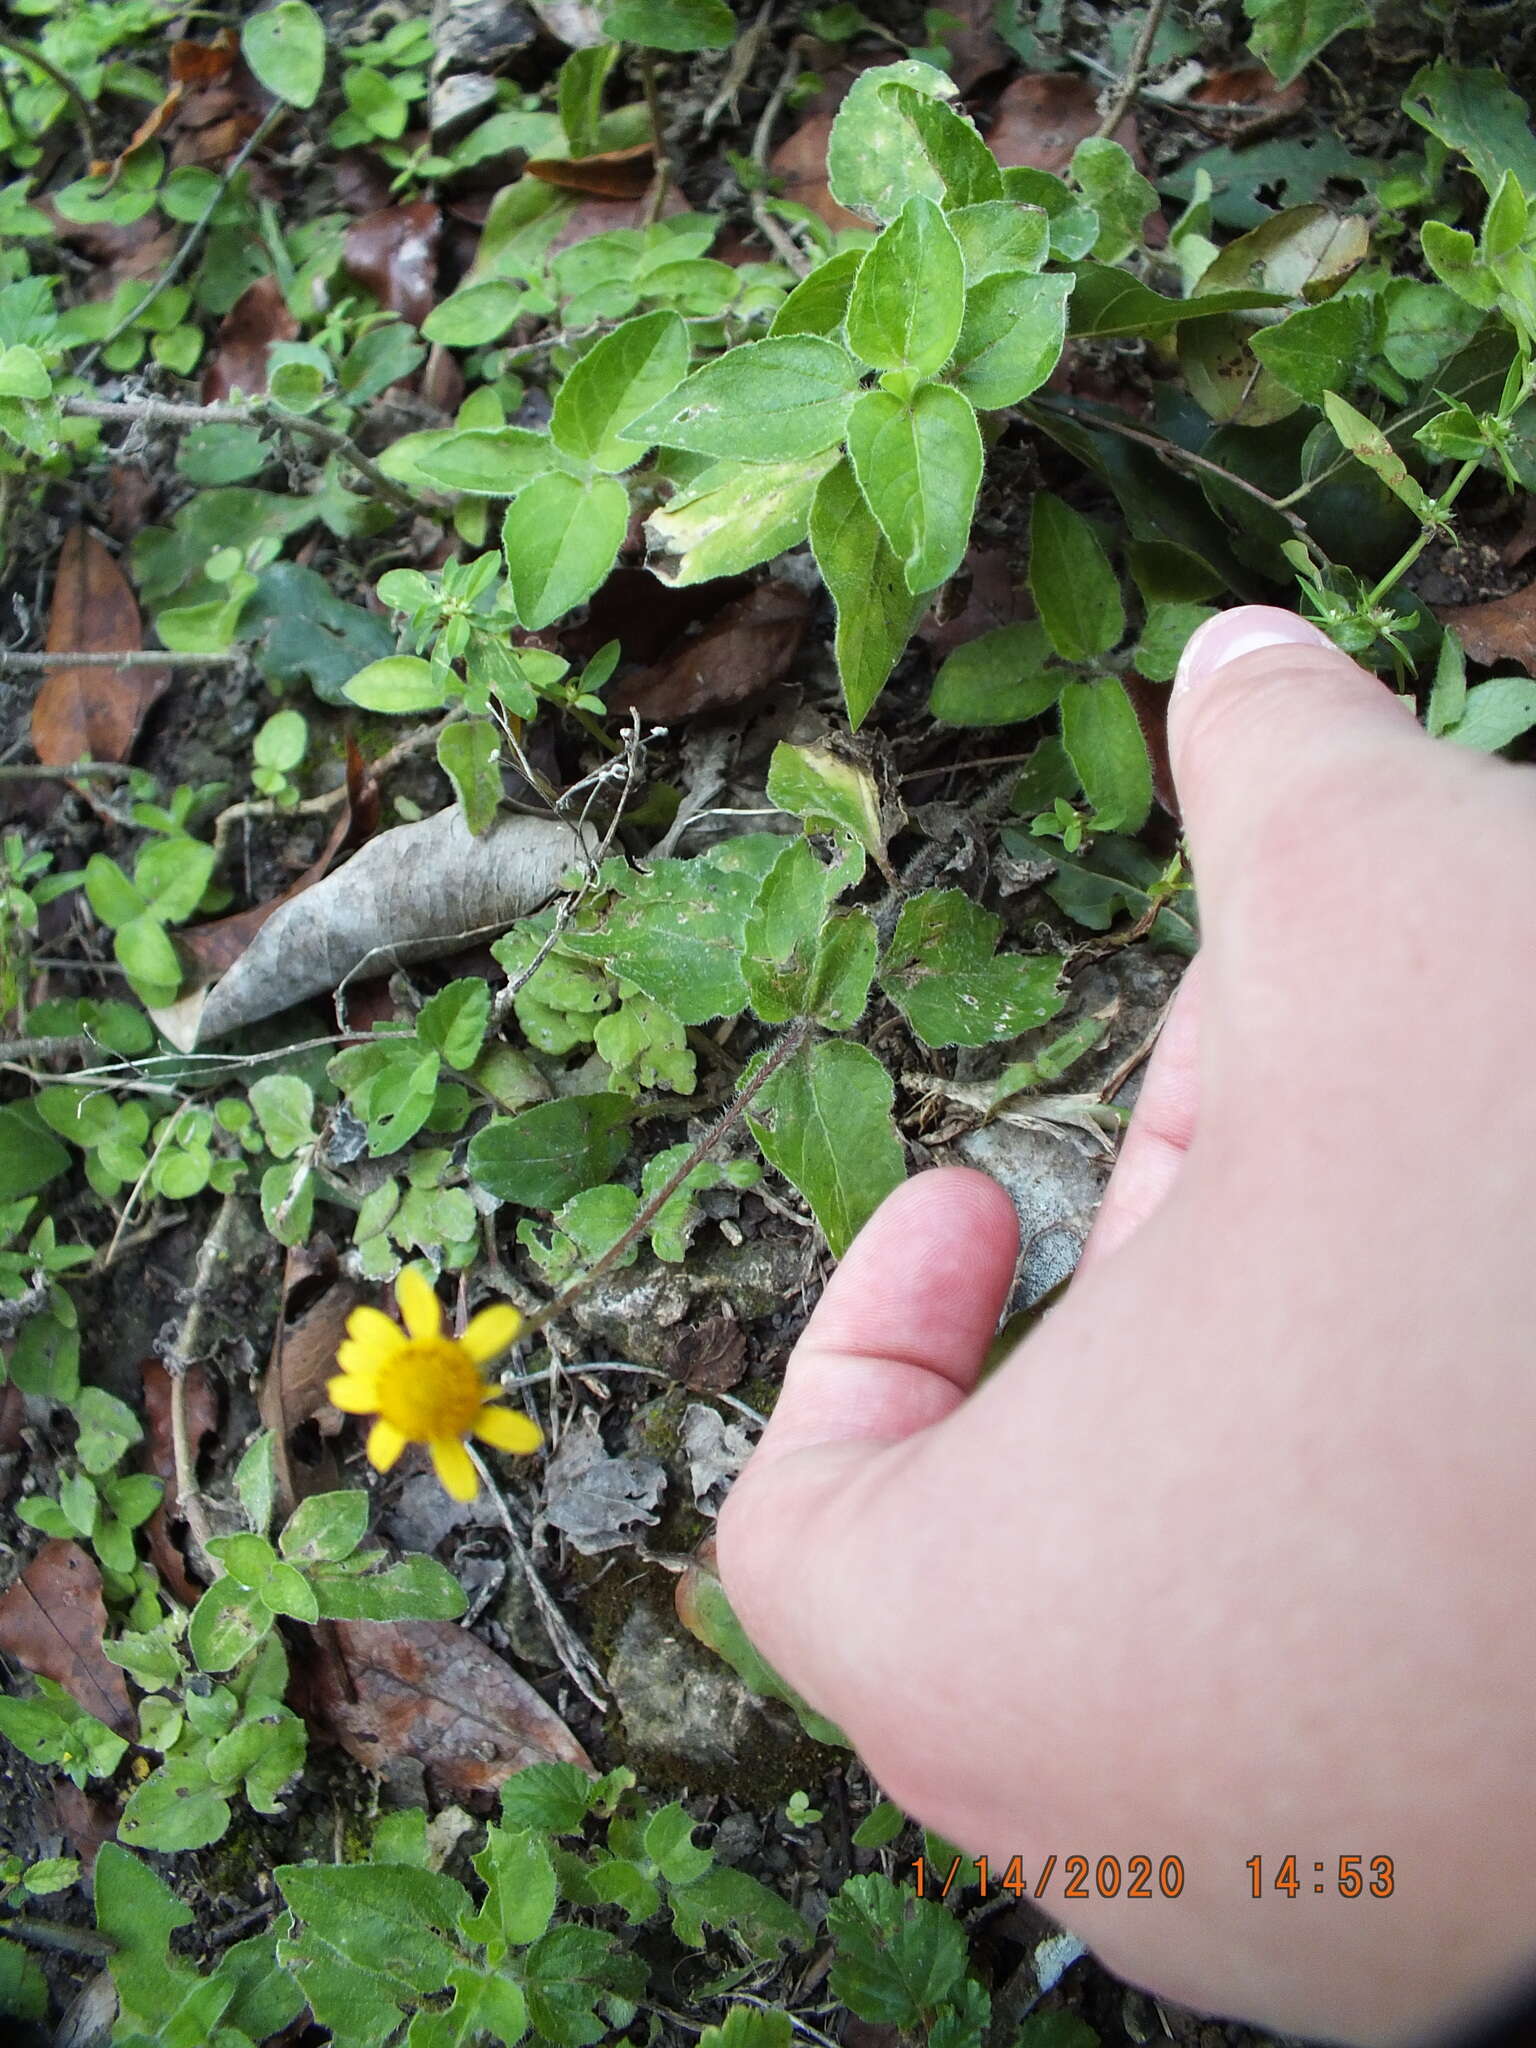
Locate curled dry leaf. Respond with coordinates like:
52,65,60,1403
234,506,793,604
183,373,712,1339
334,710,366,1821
170,30,239,87
538,1411,665,1556
614,578,811,721
0,1542,132,1734
988,72,1140,173
140,1357,219,1604
163,805,592,1047
32,527,169,767
259,1246,366,1518
1438,582,1536,677
1188,63,1307,123
310,1616,591,1799
344,200,443,328
528,141,654,198
179,737,378,984
202,274,300,403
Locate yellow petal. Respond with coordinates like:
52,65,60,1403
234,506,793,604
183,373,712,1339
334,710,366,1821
327,1373,380,1415
396,1265,442,1341
474,1404,543,1455
430,1435,478,1502
368,1418,408,1471
343,1304,407,1360
461,1303,522,1365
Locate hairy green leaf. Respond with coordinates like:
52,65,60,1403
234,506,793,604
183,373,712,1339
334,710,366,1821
846,381,982,593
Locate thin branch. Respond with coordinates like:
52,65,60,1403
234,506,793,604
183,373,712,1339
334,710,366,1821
76,105,281,372
0,649,245,672
161,1192,242,1577
638,50,672,228
1091,0,1170,141
0,1910,113,1960
465,1443,607,1708
60,395,429,518
0,28,95,158
750,44,810,276
521,1015,812,1338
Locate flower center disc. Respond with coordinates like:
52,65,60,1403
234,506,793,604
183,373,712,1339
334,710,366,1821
374,1339,485,1440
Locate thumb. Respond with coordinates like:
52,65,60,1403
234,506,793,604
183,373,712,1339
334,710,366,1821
1167,605,1427,951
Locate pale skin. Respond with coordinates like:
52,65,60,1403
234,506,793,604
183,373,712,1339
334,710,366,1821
717,607,1536,2045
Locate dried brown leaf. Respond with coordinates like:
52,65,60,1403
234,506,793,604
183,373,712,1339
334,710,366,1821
614,579,810,721
89,84,185,180
344,200,442,328
201,274,300,403
916,545,1031,658
311,1616,590,1799
1189,63,1307,122
988,72,1139,174
1438,582,1536,677
668,1312,746,1392
931,0,1010,91
0,1543,132,1734
259,1260,365,1519
170,30,238,86
32,528,169,767
528,141,654,198
140,1357,219,1515
769,112,868,235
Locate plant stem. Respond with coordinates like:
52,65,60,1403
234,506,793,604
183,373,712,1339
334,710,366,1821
638,49,671,227
0,29,95,158
521,1014,812,1336
163,1192,242,1577
1090,0,1168,141
60,396,429,518
1364,457,1490,610
0,1909,113,1959
0,649,245,672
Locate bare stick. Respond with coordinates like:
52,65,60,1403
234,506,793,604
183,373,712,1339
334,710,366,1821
0,649,245,672
1091,0,1169,141
522,1015,812,1338
639,49,672,228
161,1192,242,1576
61,395,429,518
465,1444,607,1708
750,44,810,276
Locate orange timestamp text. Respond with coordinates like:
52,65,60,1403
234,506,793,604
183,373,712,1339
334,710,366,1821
910,1854,1185,1902
1248,1855,1395,1898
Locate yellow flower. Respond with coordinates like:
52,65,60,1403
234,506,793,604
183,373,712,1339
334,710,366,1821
327,1267,540,1503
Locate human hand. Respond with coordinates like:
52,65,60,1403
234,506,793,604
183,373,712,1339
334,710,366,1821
717,606,1536,2044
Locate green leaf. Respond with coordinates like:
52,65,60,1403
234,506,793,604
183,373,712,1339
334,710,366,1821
551,309,690,472
558,42,617,157
279,1490,369,1565
1426,626,1468,737
1070,137,1156,262
119,1758,233,1853
1419,221,1499,313
501,1761,635,1834
1059,677,1154,833
766,741,885,858
1403,61,1536,200
562,838,783,1023
422,279,528,347
742,839,847,1024
746,1038,904,1256
278,1861,469,2010
809,459,928,728
1132,601,1216,684
1031,832,1197,953
1250,294,1375,403
644,1802,715,1886
1028,493,1125,661
604,0,735,49
246,561,394,704
416,979,491,1071
769,249,865,339
827,1872,968,2026
1321,391,1441,524
306,1552,467,1621
846,196,964,375
503,472,627,630
0,344,50,400
74,1385,141,1474
1245,0,1370,86
188,1578,272,1674
412,1966,529,2048
417,427,564,496
468,1093,632,1209
880,889,1065,1048
438,718,504,837
234,1432,278,1538
827,63,995,222
627,335,863,462
846,381,982,594
242,1,325,108
344,655,448,714
84,852,146,928
1066,265,1288,339
948,269,1070,410
0,1105,69,1200
1443,675,1536,751
930,622,1063,726
670,1865,808,1958
463,1822,558,1957
852,1801,905,1849
249,1074,314,1159
523,1924,645,2046
94,1842,194,2025
136,837,215,924
645,451,838,585
947,199,1049,282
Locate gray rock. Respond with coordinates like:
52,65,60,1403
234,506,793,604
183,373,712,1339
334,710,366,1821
431,0,538,71
608,1603,798,1770
429,69,499,141
953,1119,1108,1308
571,1235,812,1366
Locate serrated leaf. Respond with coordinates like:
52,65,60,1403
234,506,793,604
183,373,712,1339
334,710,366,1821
551,309,690,472
463,1823,557,1958
846,196,964,375
827,1872,968,2026
880,889,1065,1048
847,381,982,594
644,451,837,586
1250,293,1376,404
929,622,1063,726
949,269,1069,410
1058,677,1154,833
503,472,627,630
468,1093,631,1209
810,459,928,729
746,1038,904,1255
1028,493,1125,661
627,334,862,461
278,1862,468,2001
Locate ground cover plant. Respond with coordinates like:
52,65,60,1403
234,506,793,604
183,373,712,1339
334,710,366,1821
1,0,1534,2041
